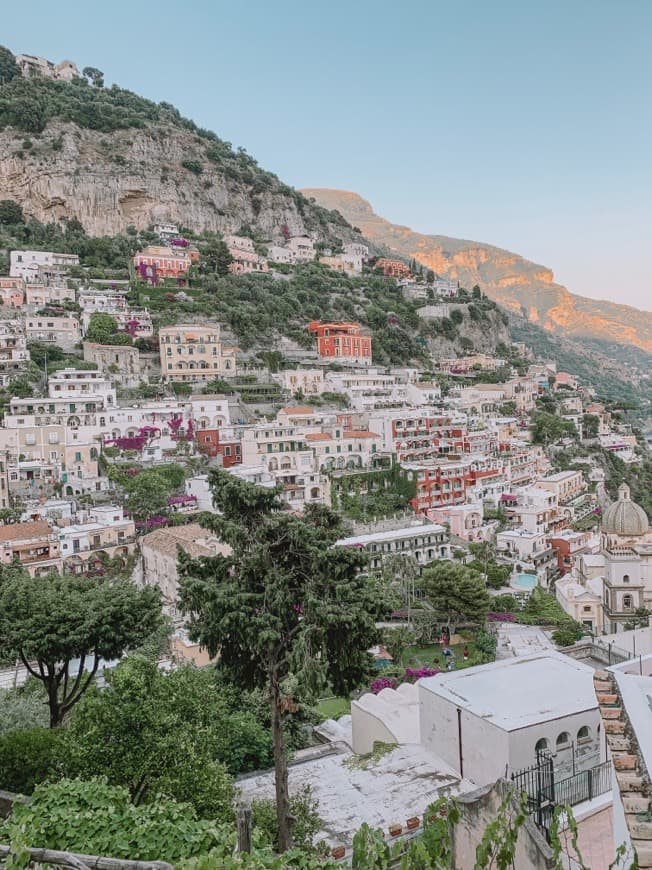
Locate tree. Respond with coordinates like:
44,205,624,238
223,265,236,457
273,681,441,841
552,620,585,647
201,239,233,277
0,727,64,794
64,658,235,818
178,469,382,851
582,413,600,439
0,199,24,225
125,471,171,525
0,45,19,84
85,312,120,344
472,285,482,300
82,66,104,88
530,411,576,445
0,567,162,726
382,625,414,663
419,561,491,634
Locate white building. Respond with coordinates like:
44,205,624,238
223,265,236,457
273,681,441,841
24,284,75,306
275,368,325,397
26,315,81,352
267,245,296,265
416,652,602,783
47,369,116,406
154,223,179,241
0,320,30,386
286,236,315,262
336,521,450,571
10,250,79,282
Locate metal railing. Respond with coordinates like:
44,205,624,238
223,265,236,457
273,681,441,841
511,755,612,843
554,761,612,806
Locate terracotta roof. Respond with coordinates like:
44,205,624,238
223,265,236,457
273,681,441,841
593,670,652,867
343,430,380,439
141,522,231,560
305,432,331,442
0,520,53,543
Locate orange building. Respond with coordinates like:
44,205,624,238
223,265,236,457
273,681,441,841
307,321,372,365
196,428,242,467
375,258,411,279
133,246,193,286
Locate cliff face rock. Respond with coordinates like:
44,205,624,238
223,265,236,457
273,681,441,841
0,122,352,243
302,189,652,355
424,308,511,359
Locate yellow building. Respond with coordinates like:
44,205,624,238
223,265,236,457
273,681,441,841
158,324,237,383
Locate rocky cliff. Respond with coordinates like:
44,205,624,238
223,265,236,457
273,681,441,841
302,189,652,355
0,121,353,244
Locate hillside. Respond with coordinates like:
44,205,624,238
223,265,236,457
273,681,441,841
301,189,652,355
0,65,356,244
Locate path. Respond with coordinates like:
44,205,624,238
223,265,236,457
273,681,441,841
495,623,554,659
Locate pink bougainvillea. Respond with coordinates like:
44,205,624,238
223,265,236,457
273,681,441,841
370,666,441,694
487,612,516,622
370,676,398,694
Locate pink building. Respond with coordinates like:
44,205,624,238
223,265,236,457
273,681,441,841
427,503,489,542
0,277,25,308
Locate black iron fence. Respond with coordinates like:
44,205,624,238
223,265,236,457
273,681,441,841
554,760,612,806
511,754,612,842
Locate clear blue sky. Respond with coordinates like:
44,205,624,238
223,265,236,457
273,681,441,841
3,0,650,310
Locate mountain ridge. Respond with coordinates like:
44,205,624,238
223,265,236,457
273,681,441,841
301,189,652,355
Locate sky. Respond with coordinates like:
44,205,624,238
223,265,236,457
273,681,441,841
3,0,651,310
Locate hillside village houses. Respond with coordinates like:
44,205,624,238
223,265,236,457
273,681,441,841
0,238,646,653
0,232,650,865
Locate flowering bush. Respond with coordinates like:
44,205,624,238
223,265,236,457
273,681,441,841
370,666,440,693
403,666,440,683
487,612,516,622
370,676,397,694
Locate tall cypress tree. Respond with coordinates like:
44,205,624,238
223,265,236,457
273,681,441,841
178,469,383,851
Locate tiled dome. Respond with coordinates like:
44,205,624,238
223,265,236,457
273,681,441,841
602,483,649,537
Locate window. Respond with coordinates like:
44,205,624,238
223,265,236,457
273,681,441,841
623,574,630,584
74,452,82,463
556,732,570,749
534,738,549,754
623,595,633,610
577,726,591,743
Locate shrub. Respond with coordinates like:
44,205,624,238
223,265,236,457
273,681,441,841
3,778,226,863
181,159,203,175
251,785,321,851
0,727,65,794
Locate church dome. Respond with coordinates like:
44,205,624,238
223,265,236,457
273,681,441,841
602,483,649,537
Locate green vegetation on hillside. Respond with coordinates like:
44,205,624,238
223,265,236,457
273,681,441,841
511,316,652,412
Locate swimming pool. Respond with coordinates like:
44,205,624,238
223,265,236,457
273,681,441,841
510,573,537,592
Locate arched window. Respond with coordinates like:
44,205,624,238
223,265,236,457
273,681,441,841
556,732,570,749
623,594,633,610
535,738,549,755
623,574,630,584
577,726,591,742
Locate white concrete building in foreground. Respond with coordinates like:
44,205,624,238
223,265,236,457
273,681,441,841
418,652,602,784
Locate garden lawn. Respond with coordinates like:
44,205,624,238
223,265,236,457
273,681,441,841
317,696,351,720
401,641,479,671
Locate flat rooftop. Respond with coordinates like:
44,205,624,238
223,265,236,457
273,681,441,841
420,651,597,731
237,743,471,848
336,522,445,547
